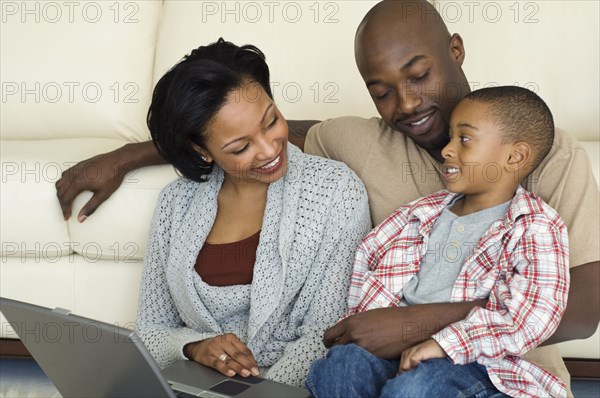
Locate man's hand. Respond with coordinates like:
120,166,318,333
184,333,260,378
323,300,486,359
55,141,165,222
56,151,129,222
399,339,446,372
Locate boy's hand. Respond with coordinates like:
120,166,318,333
399,339,447,372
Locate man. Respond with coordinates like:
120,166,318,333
56,0,599,393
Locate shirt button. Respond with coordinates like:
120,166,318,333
457,225,465,233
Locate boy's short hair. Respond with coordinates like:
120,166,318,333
463,86,554,172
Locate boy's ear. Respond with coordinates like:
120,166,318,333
506,142,531,173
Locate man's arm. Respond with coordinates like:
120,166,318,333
55,141,165,222
322,265,599,359
56,120,321,222
541,261,600,345
323,300,487,359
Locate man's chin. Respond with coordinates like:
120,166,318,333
411,133,448,152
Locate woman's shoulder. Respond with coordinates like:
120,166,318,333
159,176,198,198
156,176,215,210
290,145,365,190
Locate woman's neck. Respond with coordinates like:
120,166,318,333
222,175,270,197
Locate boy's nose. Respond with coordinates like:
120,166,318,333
441,142,454,158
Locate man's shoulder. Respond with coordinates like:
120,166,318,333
542,127,585,163
305,116,389,157
526,127,591,184
311,115,385,134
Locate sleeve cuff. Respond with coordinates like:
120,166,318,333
432,322,475,365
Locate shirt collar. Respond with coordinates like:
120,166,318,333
411,186,543,236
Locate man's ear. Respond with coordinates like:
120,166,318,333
449,33,465,66
506,142,532,173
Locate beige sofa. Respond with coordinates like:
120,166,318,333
1,0,599,364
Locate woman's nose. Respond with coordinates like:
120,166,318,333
256,135,278,160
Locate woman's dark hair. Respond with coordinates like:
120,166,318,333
147,38,272,182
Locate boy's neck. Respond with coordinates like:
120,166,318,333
450,188,517,217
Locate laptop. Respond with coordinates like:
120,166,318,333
0,297,311,398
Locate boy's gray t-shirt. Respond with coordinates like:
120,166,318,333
400,198,511,306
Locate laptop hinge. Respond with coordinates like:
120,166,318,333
52,307,72,316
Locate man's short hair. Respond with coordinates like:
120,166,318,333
464,86,554,172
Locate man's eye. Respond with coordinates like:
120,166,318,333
413,70,430,82
373,91,390,100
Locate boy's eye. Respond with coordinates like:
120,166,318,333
460,136,470,143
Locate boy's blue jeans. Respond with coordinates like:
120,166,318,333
305,344,509,398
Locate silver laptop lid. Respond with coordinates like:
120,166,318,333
0,297,176,398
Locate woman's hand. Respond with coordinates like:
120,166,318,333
184,333,260,378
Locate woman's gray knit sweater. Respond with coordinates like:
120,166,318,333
135,144,371,387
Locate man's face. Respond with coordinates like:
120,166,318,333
356,25,468,157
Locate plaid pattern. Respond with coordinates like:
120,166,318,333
348,187,570,398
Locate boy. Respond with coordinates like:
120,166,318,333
306,86,570,398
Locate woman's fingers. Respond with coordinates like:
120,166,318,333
207,334,259,377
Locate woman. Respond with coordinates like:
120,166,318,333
135,38,371,387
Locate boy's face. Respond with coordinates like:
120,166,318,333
441,99,517,196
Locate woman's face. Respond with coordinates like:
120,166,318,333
199,82,288,187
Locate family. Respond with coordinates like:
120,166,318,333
54,1,599,397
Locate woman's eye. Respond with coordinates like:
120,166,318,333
233,144,249,154
267,116,279,129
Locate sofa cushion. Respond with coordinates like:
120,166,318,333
152,0,377,121
1,138,178,260
0,0,161,141
439,0,599,142
67,163,178,261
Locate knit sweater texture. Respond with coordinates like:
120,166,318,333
136,144,371,387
